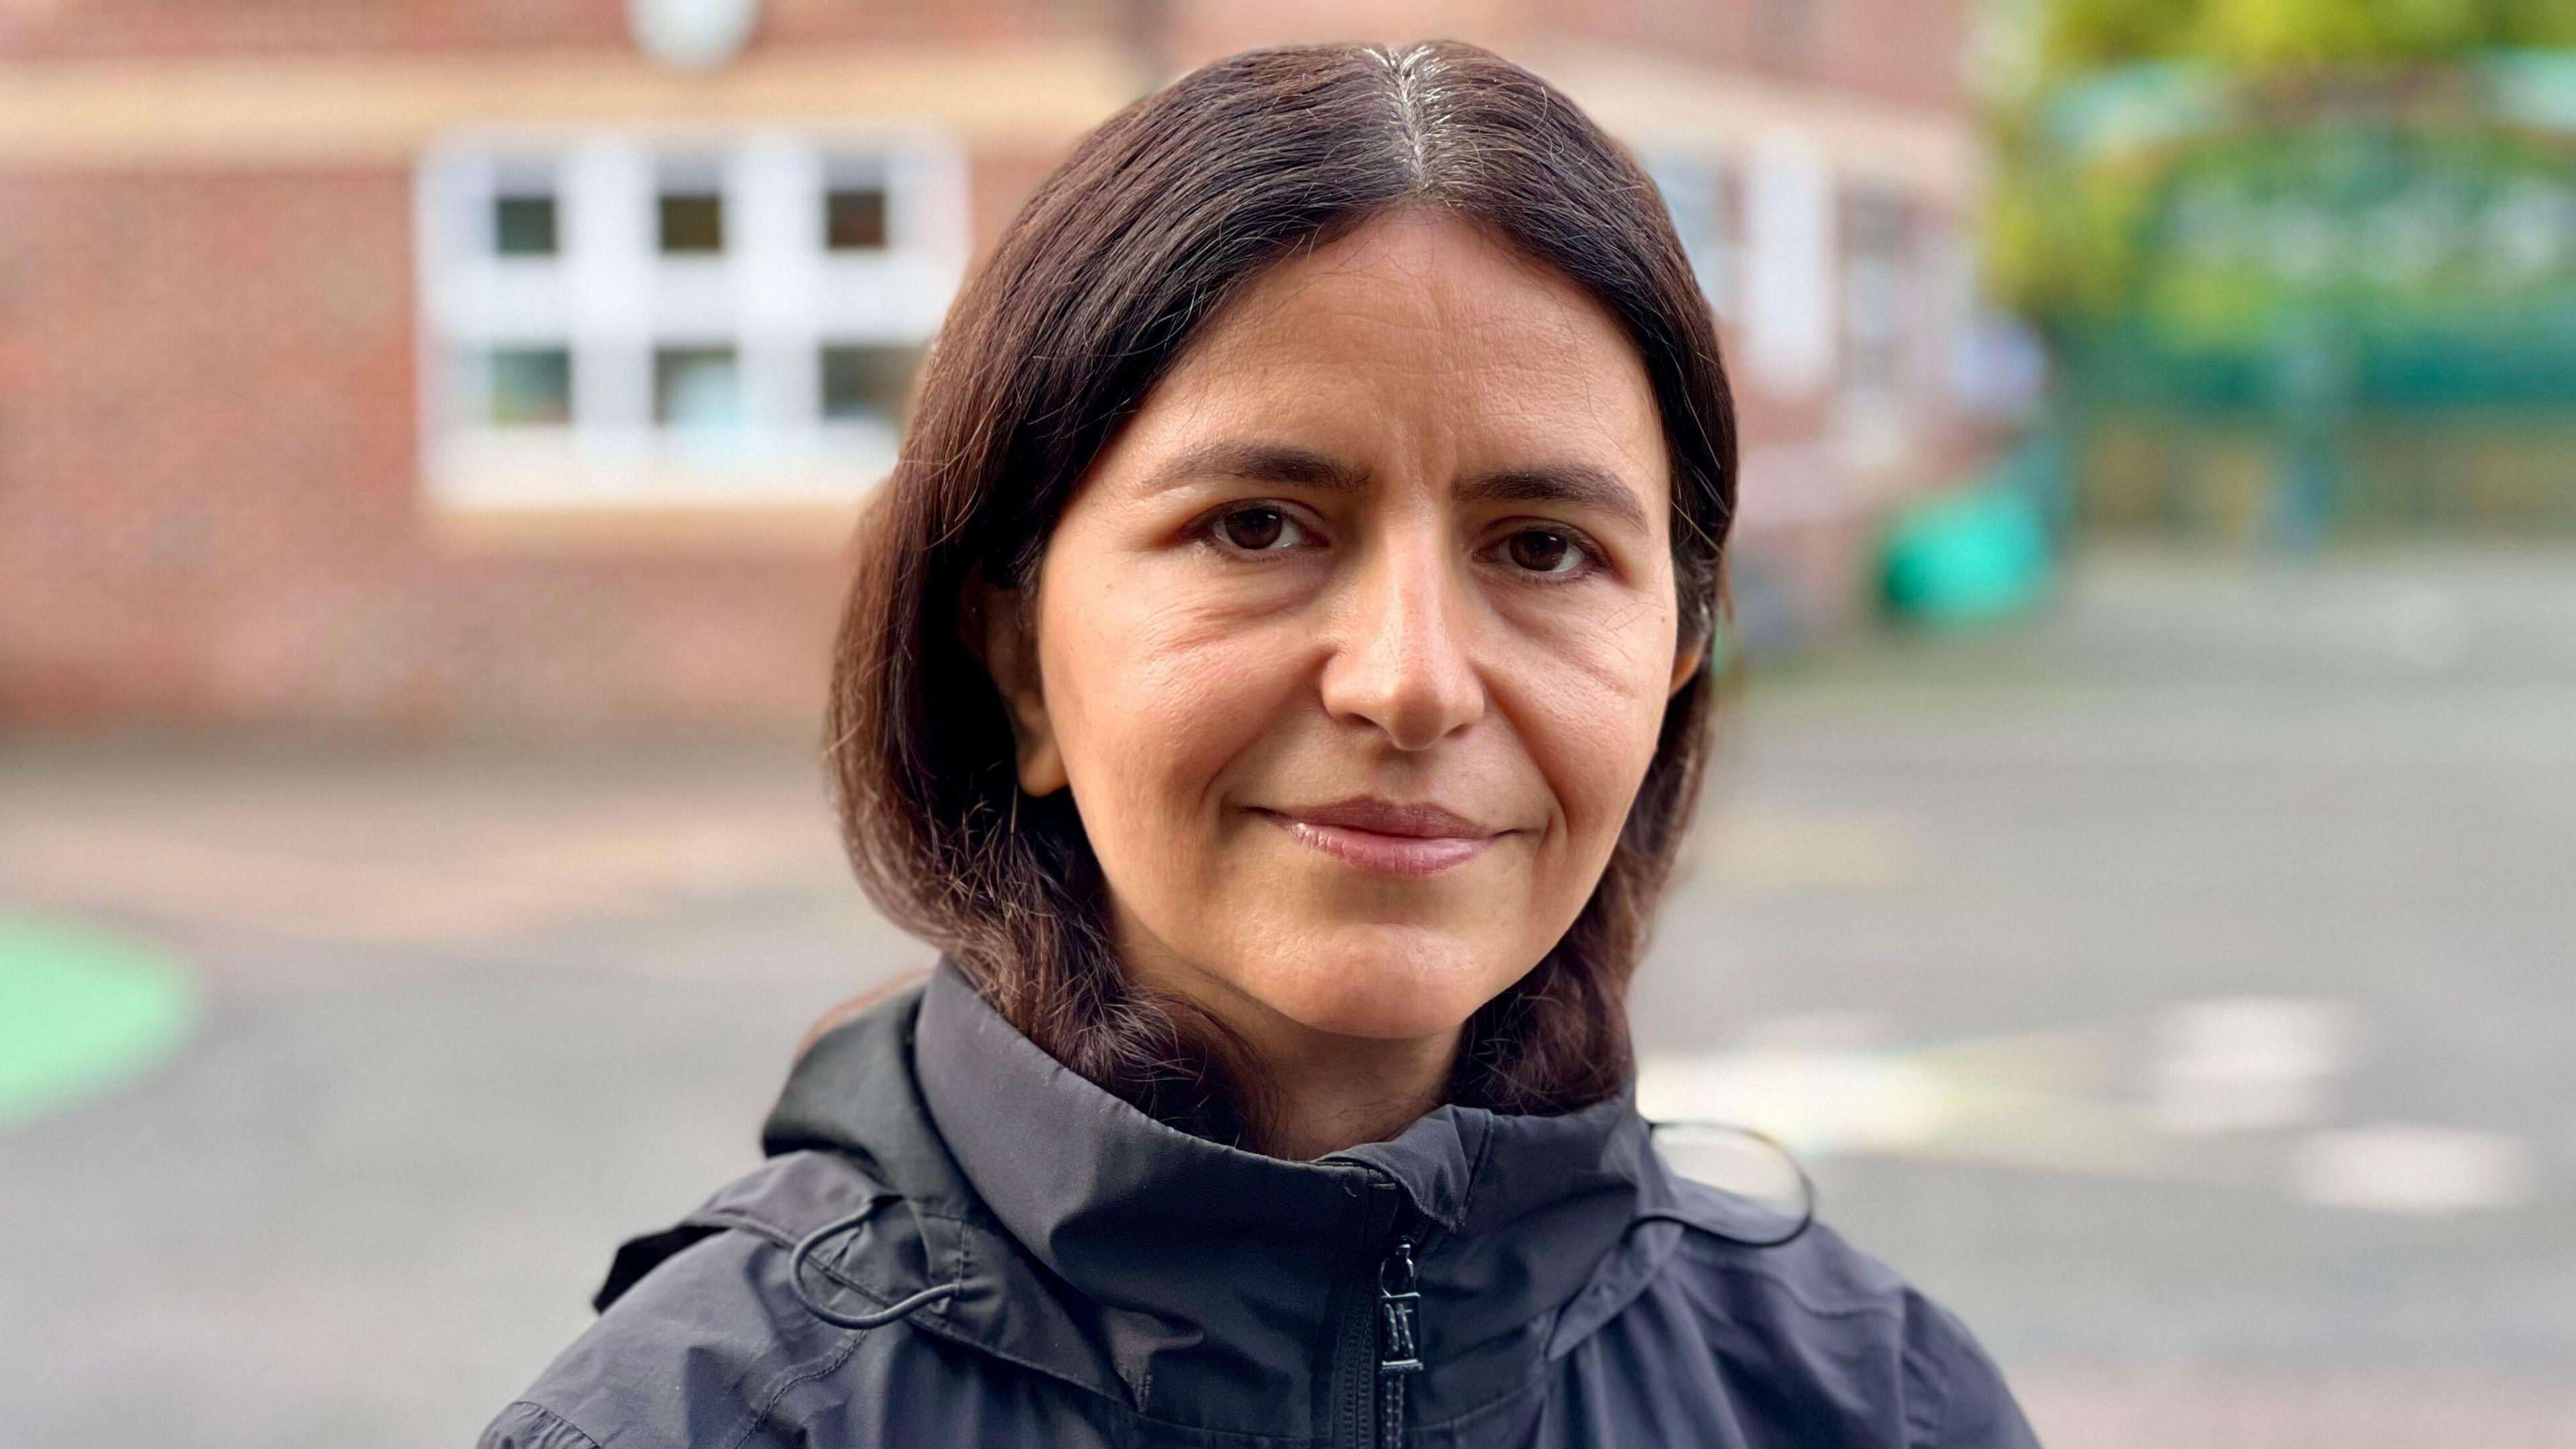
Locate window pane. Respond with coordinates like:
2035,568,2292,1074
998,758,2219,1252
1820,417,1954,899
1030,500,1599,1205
659,192,724,254
488,347,572,426
1648,154,1730,312
655,347,742,428
826,187,889,250
820,344,918,429
1843,189,1914,398
494,195,557,256
1849,190,1911,254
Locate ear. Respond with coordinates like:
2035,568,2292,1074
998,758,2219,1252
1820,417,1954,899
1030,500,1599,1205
1668,628,1707,698
961,570,1069,796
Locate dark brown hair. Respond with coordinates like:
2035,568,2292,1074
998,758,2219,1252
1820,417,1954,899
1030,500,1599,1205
826,39,1735,1148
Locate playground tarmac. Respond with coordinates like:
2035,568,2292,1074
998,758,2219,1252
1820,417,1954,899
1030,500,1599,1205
2,541,2571,1448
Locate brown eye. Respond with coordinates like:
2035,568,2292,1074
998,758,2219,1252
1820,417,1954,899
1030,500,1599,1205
1505,528,1580,574
1214,506,1290,551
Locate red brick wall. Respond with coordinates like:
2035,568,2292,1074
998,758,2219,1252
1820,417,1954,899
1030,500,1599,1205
1535,0,1964,109
0,166,853,735
0,0,1118,60
0,0,1972,731
5,0,1960,113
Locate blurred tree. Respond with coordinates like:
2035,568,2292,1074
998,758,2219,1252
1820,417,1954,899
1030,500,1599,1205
1977,0,2576,538
1984,0,2576,315
2029,0,2569,76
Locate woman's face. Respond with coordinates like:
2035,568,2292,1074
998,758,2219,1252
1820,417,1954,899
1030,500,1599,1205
981,209,1696,1053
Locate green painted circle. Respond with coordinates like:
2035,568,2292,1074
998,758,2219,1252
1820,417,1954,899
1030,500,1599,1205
0,914,198,1128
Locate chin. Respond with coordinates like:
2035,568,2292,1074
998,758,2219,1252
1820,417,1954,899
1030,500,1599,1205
1258,927,1509,1041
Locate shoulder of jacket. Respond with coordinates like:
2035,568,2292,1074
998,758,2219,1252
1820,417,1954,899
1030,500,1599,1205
488,1226,863,1449
1650,1179,2039,1448
592,1149,893,1311
1892,1287,2041,1449
1654,1175,1911,1317
690,1148,898,1240
479,1400,609,1449
482,1151,936,1449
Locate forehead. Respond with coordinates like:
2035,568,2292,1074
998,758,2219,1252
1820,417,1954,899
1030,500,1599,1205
1136,209,1665,474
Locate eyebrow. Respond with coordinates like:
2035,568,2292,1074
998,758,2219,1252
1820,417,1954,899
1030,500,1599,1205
1140,440,1651,531
1140,440,1368,494
1456,464,1649,531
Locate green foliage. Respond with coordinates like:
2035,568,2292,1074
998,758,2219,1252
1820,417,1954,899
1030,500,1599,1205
2031,0,2571,76
1981,0,2576,321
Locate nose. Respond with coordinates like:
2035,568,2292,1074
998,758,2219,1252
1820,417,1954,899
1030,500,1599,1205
1318,530,1486,750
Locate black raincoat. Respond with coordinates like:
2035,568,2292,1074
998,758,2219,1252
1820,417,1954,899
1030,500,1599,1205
481,963,2040,1447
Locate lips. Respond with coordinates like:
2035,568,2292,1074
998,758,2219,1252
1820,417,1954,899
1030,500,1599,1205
1254,797,1503,878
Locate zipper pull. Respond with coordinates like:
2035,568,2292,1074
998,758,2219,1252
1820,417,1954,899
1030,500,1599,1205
1375,1236,1421,1446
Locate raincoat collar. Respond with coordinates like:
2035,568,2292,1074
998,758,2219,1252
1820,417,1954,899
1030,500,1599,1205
766,961,1682,1437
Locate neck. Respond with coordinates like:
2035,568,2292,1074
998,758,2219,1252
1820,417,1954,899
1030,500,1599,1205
1111,922,1460,1161
1234,1016,1458,1161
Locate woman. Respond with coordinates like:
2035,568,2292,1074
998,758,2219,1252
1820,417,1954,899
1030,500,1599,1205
483,40,2039,1449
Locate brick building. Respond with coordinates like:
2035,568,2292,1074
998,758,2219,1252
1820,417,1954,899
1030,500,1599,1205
0,0,1984,735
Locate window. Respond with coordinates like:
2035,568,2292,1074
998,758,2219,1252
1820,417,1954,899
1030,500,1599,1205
1646,151,1736,319
416,129,969,511
657,156,726,254
1741,133,1836,397
492,159,560,258
821,343,918,428
659,192,724,254
827,187,889,250
1841,188,1915,412
826,156,892,252
493,195,557,256
655,347,742,429
488,347,572,425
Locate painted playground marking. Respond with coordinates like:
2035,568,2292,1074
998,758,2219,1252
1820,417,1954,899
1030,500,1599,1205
0,913,199,1128
1639,996,2540,1218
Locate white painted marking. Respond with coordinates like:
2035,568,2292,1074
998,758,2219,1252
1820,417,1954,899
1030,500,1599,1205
1638,1037,1951,1158
2288,1124,2536,1216
2151,998,2362,1135
1652,1125,1810,1207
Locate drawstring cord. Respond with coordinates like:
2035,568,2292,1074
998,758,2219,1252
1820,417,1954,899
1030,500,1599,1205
787,1124,1803,1334
1644,1120,1818,1249
788,1199,963,1330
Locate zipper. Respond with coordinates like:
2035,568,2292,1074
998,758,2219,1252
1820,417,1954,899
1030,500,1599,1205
1330,1168,1424,1448
1374,1232,1423,1447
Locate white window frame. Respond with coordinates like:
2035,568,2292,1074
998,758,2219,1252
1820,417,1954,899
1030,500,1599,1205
1741,130,1838,400
414,124,969,512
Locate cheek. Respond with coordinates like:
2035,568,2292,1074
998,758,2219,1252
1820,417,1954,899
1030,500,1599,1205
1505,604,1678,859
1039,585,1303,858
